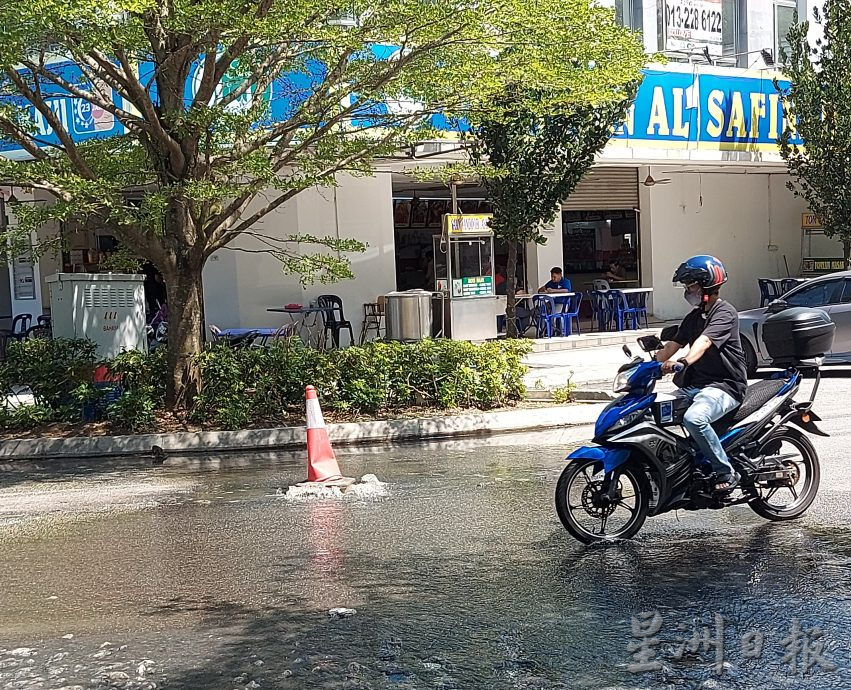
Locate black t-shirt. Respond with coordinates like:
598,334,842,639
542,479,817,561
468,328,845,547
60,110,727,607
673,300,748,402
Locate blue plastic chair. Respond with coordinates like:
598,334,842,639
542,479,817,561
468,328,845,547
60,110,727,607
629,290,650,329
532,295,565,338
589,290,613,331
609,290,640,331
758,279,781,307
560,293,583,336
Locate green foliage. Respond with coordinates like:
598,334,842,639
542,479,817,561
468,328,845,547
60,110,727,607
191,338,531,429
0,338,98,424
778,1,851,264
105,348,168,431
0,337,530,432
99,246,144,274
552,381,575,405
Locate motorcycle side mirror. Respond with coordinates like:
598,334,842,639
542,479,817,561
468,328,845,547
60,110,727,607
622,344,633,358
660,325,679,341
767,299,789,314
637,335,663,352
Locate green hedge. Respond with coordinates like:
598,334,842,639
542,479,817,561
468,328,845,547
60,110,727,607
191,338,531,429
0,338,531,432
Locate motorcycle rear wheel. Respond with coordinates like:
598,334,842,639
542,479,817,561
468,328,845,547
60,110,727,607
555,458,650,544
748,428,820,521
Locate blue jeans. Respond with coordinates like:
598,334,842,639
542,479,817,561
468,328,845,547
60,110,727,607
679,386,740,477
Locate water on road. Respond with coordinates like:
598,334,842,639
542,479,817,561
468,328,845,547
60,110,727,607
2,418,851,689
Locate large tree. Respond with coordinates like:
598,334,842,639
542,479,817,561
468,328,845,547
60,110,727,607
779,0,851,267
471,86,641,337
0,0,646,406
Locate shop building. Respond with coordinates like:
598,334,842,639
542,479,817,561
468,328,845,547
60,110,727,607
0,0,840,333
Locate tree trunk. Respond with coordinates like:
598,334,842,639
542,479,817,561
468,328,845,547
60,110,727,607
844,239,851,270
505,240,519,339
163,263,205,410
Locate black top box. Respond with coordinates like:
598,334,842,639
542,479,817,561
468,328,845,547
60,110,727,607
762,307,835,364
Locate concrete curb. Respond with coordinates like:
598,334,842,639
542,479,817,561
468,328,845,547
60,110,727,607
0,404,604,461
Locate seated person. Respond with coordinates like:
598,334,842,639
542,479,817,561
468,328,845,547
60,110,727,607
538,266,571,312
538,266,571,293
606,259,627,282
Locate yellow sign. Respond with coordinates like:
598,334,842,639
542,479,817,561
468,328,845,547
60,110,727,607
445,214,493,234
802,213,823,229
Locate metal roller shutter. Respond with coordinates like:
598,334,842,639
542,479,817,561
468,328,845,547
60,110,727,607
562,168,639,211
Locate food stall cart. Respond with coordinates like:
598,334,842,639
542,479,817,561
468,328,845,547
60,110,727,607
435,213,500,341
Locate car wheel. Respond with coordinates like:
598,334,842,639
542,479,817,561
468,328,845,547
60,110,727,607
743,338,758,378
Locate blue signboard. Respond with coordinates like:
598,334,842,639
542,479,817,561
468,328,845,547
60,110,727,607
0,60,801,159
611,65,803,150
0,61,126,159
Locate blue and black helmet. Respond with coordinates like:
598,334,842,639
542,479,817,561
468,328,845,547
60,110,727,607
673,255,728,290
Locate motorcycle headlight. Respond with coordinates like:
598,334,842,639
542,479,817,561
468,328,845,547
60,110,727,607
613,365,639,393
610,408,647,431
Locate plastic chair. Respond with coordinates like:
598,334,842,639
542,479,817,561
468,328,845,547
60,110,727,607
359,295,386,344
758,279,781,307
37,314,51,327
532,295,566,338
9,313,31,340
560,293,583,337
317,294,355,348
609,290,640,331
588,290,613,331
629,290,650,329
25,324,51,339
593,279,611,291
209,324,223,343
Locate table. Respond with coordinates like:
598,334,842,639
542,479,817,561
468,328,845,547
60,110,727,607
599,287,653,331
217,327,280,346
267,306,327,347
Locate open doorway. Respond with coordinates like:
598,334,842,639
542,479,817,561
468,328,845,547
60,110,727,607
562,209,639,289
391,174,527,293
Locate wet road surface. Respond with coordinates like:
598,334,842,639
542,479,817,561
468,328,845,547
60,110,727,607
3,375,851,689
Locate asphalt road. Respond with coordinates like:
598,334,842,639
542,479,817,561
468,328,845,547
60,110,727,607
3,369,851,689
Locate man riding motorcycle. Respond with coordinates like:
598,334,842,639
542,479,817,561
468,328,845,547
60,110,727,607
655,255,749,494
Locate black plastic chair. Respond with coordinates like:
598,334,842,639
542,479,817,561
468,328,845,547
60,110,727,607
317,295,355,348
9,313,31,340
26,324,51,340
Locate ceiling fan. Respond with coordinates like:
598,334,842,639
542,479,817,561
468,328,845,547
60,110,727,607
642,169,672,187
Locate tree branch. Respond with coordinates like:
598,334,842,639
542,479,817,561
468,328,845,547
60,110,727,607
4,69,96,179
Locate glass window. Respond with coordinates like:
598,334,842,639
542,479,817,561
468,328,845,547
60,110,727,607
722,0,739,58
615,0,643,32
785,280,842,308
449,236,493,298
775,2,797,64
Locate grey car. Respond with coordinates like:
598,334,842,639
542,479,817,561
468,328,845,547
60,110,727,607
738,270,851,375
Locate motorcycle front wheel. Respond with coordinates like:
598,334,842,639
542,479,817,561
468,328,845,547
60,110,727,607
555,458,651,544
748,427,820,521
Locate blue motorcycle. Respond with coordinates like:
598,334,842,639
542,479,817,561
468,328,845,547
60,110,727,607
555,312,834,544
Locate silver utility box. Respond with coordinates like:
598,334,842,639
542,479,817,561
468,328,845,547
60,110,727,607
46,273,148,358
384,289,436,341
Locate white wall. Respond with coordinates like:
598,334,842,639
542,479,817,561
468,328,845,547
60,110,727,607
202,173,396,338
525,208,564,291
644,170,808,320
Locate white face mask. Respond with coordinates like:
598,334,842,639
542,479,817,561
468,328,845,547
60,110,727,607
684,289,702,307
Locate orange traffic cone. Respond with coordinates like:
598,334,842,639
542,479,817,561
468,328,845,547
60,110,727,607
302,385,354,487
